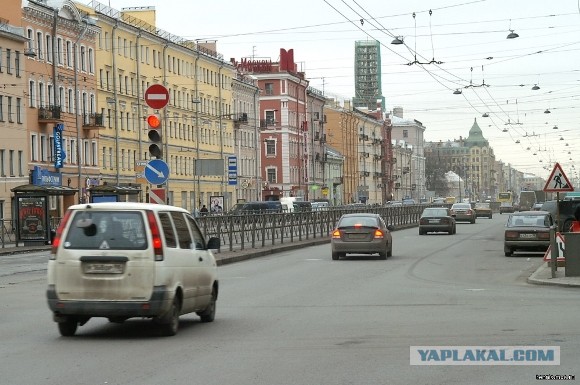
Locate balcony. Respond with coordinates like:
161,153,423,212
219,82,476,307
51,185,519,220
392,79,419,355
38,106,62,123
260,119,276,129
82,113,105,129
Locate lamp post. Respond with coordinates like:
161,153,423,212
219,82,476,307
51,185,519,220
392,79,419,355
73,15,96,203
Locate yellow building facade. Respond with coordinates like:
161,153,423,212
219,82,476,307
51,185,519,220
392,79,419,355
81,2,236,212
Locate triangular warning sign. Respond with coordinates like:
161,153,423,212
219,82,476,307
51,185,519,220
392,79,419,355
543,162,574,192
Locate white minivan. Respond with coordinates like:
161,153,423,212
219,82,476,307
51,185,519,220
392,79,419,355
47,202,220,337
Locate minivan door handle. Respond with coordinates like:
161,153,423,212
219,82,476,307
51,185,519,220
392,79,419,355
199,257,203,262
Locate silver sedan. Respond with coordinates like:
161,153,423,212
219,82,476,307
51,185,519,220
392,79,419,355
331,213,394,260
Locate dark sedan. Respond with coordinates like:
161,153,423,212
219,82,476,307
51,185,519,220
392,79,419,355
499,202,515,214
331,213,394,260
504,211,553,257
419,207,456,235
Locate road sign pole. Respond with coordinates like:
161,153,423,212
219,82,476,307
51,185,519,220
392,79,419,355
552,191,561,277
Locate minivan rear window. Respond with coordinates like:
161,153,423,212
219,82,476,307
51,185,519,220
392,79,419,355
64,211,147,250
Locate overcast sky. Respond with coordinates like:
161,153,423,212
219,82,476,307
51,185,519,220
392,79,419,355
83,0,580,181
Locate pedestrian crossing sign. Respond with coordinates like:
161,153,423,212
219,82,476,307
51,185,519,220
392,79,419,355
543,162,574,192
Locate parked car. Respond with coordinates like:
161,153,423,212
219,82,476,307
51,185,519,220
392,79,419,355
47,202,220,337
504,211,553,257
450,203,476,223
474,202,493,219
532,202,544,211
402,199,416,205
419,207,456,235
293,201,312,212
229,201,282,214
311,202,329,211
541,199,580,232
499,202,515,214
331,213,394,260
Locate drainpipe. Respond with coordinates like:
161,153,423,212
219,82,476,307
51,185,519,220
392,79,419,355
194,49,200,210
254,85,260,200
218,64,224,203
135,29,143,201
162,42,169,202
111,21,119,185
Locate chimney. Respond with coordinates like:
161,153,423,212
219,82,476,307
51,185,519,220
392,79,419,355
393,107,403,118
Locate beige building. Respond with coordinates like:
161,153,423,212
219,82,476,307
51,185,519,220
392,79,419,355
0,2,29,221
81,1,237,211
20,0,100,216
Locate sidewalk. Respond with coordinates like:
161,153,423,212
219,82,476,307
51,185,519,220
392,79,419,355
2,240,580,288
527,262,580,288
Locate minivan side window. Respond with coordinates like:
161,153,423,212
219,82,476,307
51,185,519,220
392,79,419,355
186,216,205,250
158,212,177,248
170,212,193,249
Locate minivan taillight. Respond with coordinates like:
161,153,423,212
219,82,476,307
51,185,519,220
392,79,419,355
146,210,164,261
50,209,72,259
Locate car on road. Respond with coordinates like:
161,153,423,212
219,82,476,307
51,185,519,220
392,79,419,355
47,202,221,337
499,202,515,214
450,202,476,223
331,213,394,260
532,202,543,211
541,199,580,232
474,202,493,219
419,207,456,235
504,211,553,257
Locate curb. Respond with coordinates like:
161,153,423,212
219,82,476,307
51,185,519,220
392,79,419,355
216,239,330,266
527,263,580,288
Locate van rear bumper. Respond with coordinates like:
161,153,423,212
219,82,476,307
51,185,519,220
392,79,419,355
47,285,171,317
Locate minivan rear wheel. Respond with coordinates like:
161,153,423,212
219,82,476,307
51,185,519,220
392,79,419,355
159,296,180,336
58,316,78,337
198,287,217,323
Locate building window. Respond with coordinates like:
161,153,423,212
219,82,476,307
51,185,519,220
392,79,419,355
9,150,14,176
265,139,276,156
16,98,22,123
15,51,21,77
265,82,274,95
403,130,408,138
80,46,86,71
0,149,4,176
265,110,276,125
36,31,43,59
29,80,35,107
266,168,277,183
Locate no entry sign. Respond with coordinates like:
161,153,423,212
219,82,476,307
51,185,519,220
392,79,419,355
145,84,169,109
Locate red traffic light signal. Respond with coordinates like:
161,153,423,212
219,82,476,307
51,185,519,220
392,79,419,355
147,114,162,159
147,114,161,128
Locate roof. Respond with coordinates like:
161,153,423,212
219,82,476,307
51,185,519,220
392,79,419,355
11,184,78,196
464,118,489,148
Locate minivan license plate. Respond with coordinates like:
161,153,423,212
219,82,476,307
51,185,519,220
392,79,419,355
84,263,124,274
519,233,536,239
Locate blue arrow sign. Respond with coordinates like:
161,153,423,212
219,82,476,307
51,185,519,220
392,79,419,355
145,159,169,185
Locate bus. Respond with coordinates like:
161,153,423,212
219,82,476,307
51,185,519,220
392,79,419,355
498,192,513,204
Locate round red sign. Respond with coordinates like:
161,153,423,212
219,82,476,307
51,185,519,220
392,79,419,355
144,84,169,109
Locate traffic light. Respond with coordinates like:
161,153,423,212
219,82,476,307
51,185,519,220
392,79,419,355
147,113,162,159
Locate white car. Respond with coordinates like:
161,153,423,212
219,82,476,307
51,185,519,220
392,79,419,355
47,202,220,337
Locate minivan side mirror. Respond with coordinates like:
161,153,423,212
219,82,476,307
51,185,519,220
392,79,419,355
387,225,395,232
206,237,220,250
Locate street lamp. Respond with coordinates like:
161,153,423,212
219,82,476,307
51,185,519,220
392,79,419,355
74,15,97,203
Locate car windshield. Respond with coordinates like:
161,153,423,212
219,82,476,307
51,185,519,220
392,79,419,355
475,203,490,209
338,216,378,228
452,204,470,210
422,208,448,217
508,215,549,228
500,202,512,207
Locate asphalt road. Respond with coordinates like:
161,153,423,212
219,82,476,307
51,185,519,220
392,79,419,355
1,215,578,385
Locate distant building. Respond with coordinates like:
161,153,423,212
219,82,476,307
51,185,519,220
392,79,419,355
353,40,385,111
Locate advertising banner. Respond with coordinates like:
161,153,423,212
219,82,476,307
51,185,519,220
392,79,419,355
18,196,47,241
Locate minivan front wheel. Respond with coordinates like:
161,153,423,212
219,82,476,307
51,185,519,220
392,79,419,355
58,316,78,337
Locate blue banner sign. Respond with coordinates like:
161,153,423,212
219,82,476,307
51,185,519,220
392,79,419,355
33,166,62,186
228,156,237,185
53,123,66,168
